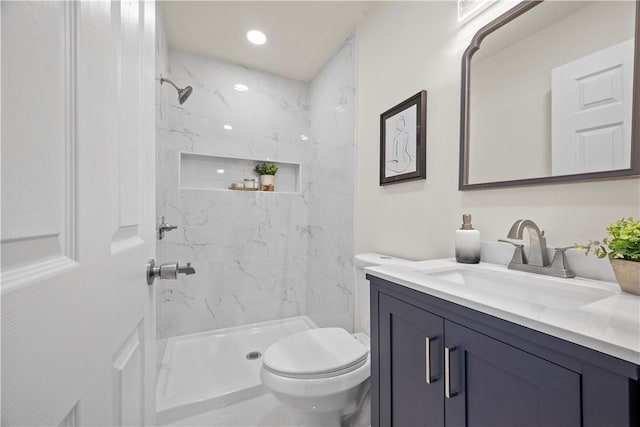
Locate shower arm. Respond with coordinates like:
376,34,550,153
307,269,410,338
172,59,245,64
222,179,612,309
160,77,180,91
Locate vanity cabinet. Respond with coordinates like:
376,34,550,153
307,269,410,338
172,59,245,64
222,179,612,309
369,275,640,427
379,293,445,426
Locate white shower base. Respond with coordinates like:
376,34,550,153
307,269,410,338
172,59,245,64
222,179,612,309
156,316,318,425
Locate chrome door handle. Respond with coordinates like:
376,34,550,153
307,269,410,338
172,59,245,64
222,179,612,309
425,336,438,384
146,259,196,285
445,346,459,398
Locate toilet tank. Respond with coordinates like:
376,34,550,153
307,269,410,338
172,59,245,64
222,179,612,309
354,253,412,335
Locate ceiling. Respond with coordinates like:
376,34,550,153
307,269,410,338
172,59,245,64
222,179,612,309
161,1,371,82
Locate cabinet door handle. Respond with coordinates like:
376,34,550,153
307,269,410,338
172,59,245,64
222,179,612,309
425,336,437,384
445,346,459,398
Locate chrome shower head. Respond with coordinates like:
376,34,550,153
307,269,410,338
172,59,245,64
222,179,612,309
177,86,193,105
160,77,193,105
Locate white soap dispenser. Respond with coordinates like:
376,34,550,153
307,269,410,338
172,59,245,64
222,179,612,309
456,214,480,264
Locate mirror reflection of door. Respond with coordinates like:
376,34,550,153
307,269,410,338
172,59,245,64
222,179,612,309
551,39,634,175
466,1,636,185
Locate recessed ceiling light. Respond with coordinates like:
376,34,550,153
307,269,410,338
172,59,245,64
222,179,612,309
234,83,249,92
246,30,267,46
217,169,225,174
224,124,233,130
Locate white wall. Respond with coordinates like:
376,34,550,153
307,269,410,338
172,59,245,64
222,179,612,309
355,1,640,261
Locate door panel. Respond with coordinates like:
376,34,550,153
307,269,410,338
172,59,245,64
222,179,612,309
0,1,77,287
112,323,145,427
111,0,144,251
1,1,156,425
379,293,445,427
445,320,581,427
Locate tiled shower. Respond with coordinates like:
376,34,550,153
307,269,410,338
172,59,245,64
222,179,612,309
155,5,357,381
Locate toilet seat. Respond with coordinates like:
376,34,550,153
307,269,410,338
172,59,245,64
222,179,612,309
263,328,368,379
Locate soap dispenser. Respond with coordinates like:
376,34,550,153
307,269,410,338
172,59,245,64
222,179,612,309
456,214,480,264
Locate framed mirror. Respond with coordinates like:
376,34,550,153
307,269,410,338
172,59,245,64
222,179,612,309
459,1,639,190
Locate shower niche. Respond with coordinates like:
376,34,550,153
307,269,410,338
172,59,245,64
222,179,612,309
179,152,302,193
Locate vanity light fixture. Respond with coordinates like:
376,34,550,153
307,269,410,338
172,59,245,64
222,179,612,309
224,124,233,130
300,134,308,141
234,83,249,92
246,30,267,45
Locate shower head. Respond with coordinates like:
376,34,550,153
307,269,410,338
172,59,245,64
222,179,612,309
177,86,193,105
160,77,193,105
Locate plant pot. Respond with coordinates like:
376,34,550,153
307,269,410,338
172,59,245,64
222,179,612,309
260,174,275,192
610,258,640,296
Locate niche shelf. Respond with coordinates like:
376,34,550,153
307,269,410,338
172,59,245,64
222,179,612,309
179,152,302,194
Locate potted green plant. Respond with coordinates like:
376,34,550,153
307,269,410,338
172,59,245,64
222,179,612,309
578,217,640,295
254,163,278,191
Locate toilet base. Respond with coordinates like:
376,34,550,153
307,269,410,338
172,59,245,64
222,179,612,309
272,380,370,427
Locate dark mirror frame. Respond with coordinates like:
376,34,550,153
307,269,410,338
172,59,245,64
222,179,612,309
459,0,640,191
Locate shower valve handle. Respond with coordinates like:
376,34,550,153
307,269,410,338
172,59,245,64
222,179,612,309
146,259,196,285
158,216,178,240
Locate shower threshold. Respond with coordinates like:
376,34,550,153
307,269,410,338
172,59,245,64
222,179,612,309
156,316,317,425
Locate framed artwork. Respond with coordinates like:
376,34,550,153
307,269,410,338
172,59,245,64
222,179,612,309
380,90,427,185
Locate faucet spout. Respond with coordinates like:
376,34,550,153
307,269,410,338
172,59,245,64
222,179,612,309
507,219,549,267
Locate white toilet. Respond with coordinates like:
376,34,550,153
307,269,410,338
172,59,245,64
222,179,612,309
260,253,410,427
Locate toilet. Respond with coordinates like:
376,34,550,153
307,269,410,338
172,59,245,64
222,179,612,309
260,253,411,427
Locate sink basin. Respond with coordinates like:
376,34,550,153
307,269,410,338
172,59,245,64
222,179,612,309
419,268,616,310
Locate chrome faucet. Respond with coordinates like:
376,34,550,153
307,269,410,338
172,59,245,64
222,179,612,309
499,219,575,278
507,219,549,266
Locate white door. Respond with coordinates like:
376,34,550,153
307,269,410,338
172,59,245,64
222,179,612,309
1,1,156,426
551,38,634,176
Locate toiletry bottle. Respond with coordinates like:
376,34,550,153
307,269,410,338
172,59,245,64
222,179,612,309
456,214,480,264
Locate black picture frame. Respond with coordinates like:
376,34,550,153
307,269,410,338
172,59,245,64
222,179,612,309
380,90,427,185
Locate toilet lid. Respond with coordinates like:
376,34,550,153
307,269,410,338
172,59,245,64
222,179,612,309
263,328,368,377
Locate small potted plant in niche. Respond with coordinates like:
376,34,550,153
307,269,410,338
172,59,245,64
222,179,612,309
578,217,640,295
254,163,278,192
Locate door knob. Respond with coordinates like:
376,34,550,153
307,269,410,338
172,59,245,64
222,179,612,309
146,259,196,285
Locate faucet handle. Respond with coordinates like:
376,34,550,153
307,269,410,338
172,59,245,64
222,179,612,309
550,247,576,278
498,239,524,247
498,239,527,265
158,217,178,240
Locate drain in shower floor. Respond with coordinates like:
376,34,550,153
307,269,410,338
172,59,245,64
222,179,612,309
246,351,262,360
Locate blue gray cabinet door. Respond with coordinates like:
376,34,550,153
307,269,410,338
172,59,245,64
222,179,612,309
444,320,581,427
379,293,445,426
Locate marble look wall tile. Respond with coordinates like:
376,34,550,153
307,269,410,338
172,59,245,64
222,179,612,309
157,38,356,338
158,48,313,338
306,35,357,332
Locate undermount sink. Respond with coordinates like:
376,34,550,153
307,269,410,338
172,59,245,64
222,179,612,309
419,267,616,310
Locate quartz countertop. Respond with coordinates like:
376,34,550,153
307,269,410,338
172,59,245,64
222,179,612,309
366,259,640,365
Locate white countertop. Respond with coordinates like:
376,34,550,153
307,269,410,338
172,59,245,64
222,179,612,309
366,259,640,365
